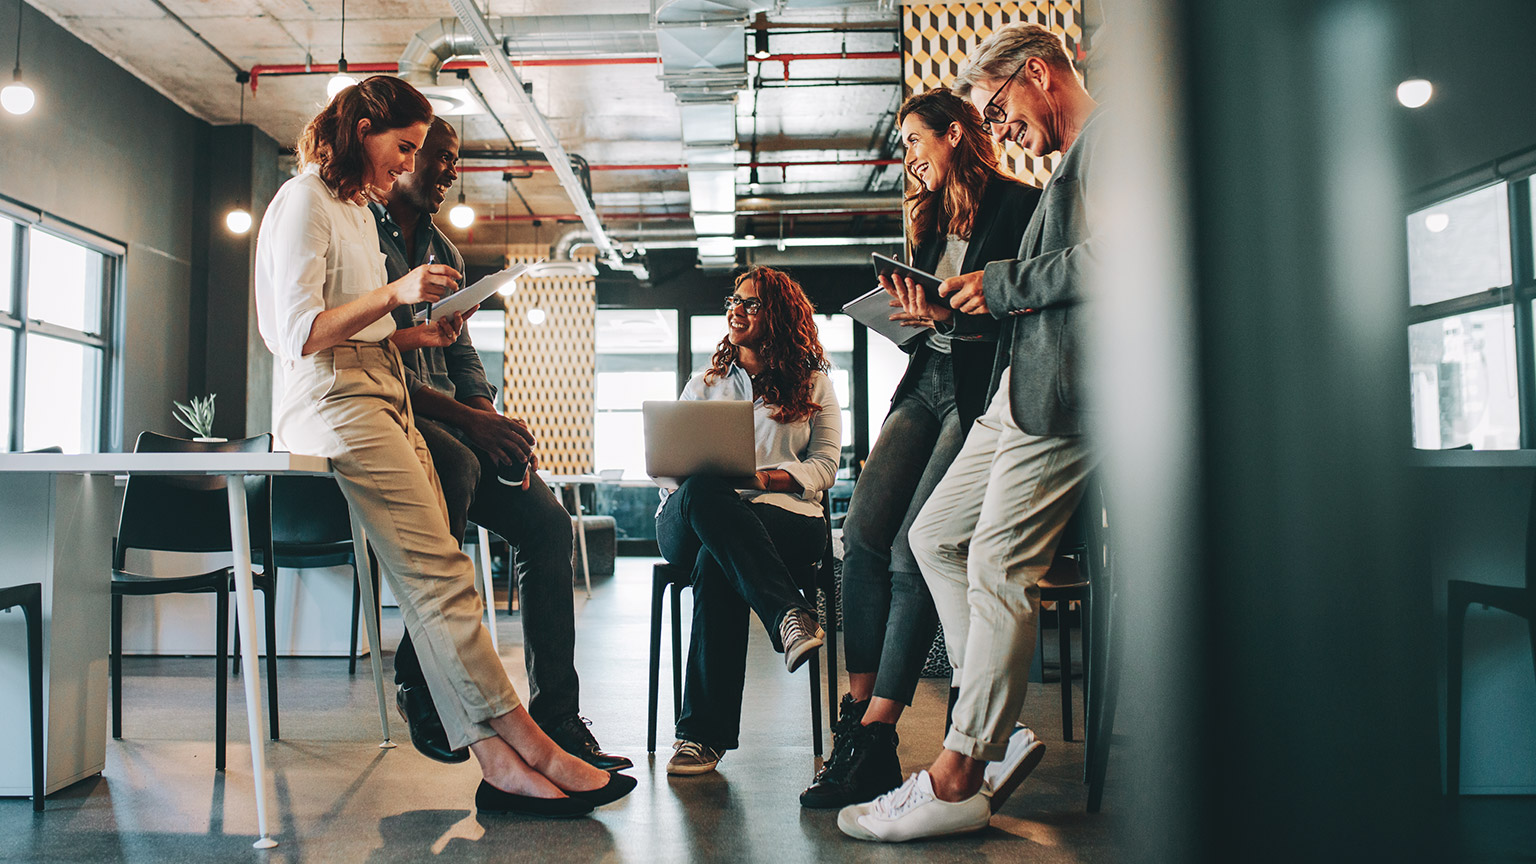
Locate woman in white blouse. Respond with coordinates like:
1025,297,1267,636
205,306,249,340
254,76,631,818
659,266,842,777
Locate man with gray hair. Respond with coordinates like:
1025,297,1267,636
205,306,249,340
839,22,1102,842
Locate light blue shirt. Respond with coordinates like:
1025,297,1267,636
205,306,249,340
676,364,842,517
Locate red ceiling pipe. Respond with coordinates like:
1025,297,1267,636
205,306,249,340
753,50,900,81
458,158,900,173
474,207,900,223
247,57,656,92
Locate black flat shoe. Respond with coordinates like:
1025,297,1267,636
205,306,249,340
396,684,469,764
545,715,634,771
475,781,594,818
563,771,637,808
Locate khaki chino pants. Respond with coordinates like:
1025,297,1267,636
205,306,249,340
276,339,521,750
909,368,1094,761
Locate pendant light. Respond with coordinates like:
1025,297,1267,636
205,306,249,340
2,0,35,115
448,114,476,227
225,73,253,234
326,0,356,100
526,219,545,324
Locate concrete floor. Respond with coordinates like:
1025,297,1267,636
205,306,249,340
1,557,1122,862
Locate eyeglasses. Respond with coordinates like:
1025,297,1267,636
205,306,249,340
724,295,763,315
981,62,1026,131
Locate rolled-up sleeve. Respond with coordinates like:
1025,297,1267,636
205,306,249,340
776,373,842,500
256,182,330,361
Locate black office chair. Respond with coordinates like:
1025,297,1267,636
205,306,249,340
268,475,380,675
1,583,44,811
1446,476,1536,795
646,510,839,757
111,431,279,770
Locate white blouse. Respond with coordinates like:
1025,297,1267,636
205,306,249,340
679,364,842,518
255,165,394,360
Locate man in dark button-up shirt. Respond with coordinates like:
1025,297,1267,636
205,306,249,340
372,117,629,772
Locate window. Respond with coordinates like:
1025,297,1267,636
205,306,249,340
866,333,909,449
0,213,117,453
1406,182,1527,450
595,309,678,476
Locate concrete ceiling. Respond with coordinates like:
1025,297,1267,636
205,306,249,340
25,0,907,262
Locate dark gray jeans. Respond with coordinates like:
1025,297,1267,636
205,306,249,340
394,416,580,726
842,345,966,705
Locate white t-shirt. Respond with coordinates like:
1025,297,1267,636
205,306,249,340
677,364,842,518
255,165,394,360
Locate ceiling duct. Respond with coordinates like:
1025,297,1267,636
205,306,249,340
397,16,657,88
654,0,887,270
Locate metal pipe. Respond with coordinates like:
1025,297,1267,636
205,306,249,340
457,157,901,173
247,57,654,91
447,0,617,262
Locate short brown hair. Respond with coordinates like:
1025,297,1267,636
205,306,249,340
296,75,433,202
952,23,1075,101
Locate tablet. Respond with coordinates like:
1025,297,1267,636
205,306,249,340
871,252,948,307
842,286,929,347
427,262,534,322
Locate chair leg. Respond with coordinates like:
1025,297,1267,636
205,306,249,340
670,582,684,723
1447,586,1469,797
1086,590,1120,813
809,649,823,757
23,588,44,811
1081,592,1093,780
647,571,665,755
215,585,229,772
824,579,839,735
111,593,123,740
349,560,361,676
231,615,241,677
1061,600,1075,742
262,583,280,741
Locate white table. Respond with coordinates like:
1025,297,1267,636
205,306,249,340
0,451,393,849
538,472,604,599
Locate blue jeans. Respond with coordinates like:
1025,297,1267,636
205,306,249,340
657,476,823,750
842,345,966,705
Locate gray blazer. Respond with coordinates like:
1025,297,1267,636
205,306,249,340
981,108,1103,437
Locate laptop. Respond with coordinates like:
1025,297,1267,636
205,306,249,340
642,400,757,488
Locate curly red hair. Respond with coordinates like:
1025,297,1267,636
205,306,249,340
704,267,829,424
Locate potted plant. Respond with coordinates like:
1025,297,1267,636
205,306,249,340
173,393,222,442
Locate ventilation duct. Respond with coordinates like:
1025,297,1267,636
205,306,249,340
397,16,657,87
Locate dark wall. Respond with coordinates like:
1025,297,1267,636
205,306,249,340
1402,0,1536,190
597,249,869,313
0,5,279,447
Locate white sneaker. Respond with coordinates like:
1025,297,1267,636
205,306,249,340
837,771,990,843
980,725,1045,813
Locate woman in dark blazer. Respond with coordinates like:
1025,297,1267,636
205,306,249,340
801,87,1040,809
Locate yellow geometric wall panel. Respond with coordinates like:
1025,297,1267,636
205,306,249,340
903,2,1083,188
501,243,596,475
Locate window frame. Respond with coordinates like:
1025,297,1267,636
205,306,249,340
0,197,122,452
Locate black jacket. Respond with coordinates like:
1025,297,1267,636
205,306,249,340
893,176,1042,429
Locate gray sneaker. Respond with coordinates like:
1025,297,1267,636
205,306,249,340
778,608,825,673
667,740,725,776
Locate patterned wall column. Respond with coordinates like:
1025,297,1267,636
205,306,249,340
902,1,1084,188
501,244,597,474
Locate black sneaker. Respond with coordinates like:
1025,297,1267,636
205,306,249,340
799,720,902,809
829,694,869,749
396,683,469,764
545,715,633,772
778,608,825,673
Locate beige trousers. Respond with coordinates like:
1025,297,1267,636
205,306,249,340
909,368,1094,761
276,340,520,749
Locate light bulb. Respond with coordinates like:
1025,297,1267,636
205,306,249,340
225,208,252,234
327,73,358,100
1,81,35,115
1396,79,1432,109
1424,213,1450,233
449,202,476,228
527,307,547,326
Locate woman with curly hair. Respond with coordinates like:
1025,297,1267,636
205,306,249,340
658,266,843,777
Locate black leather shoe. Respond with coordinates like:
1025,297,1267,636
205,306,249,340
546,715,633,771
563,771,637,807
799,720,902,809
475,781,593,818
397,683,469,764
